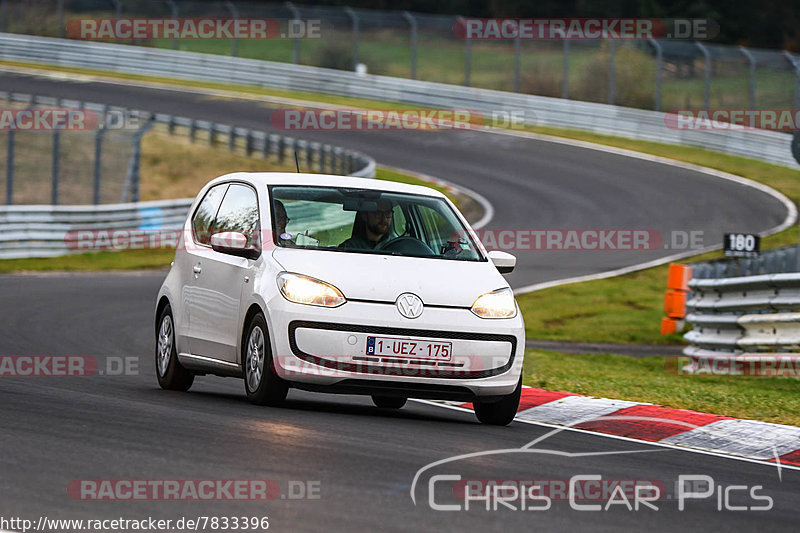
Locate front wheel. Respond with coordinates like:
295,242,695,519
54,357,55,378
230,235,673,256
243,313,289,406
155,304,194,391
473,377,522,426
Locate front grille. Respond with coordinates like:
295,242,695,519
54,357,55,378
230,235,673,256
288,320,516,379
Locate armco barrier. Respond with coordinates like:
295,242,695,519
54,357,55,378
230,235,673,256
683,273,800,370
0,198,193,259
0,33,798,170
691,244,800,279
0,92,375,259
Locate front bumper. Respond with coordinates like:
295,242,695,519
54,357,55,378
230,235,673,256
265,297,525,399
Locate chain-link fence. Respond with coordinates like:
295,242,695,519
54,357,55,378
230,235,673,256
0,91,376,206
1,0,798,112
0,93,144,205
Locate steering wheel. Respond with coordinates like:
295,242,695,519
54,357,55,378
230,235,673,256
374,236,436,256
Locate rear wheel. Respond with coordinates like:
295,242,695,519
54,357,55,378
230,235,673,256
155,304,194,391
473,377,522,426
243,313,288,406
371,395,407,409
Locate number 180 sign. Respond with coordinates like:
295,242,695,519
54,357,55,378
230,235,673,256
723,233,760,258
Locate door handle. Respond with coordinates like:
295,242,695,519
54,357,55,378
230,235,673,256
193,265,202,274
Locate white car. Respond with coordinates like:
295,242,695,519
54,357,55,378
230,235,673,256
155,172,525,425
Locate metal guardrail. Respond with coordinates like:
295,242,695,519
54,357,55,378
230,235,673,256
0,91,375,258
683,273,800,362
4,1,799,113
0,33,798,170
691,244,800,279
0,198,192,258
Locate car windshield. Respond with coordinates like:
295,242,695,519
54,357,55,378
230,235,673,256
269,185,484,261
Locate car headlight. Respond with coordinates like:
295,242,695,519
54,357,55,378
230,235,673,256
277,272,346,308
470,287,517,319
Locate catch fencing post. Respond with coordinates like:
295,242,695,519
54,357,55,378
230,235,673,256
403,11,417,79
463,17,471,87
5,128,13,205
57,0,64,37
783,52,799,110
344,7,359,70
165,0,178,50
285,2,301,64
648,38,663,111
740,46,756,109
608,39,616,105
561,39,569,99
513,35,521,93
93,124,107,205
92,104,108,205
51,130,60,205
110,0,123,44
695,41,711,109
225,1,239,57
125,115,154,203
0,0,8,33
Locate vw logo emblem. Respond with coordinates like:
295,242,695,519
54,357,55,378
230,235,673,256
396,293,424,319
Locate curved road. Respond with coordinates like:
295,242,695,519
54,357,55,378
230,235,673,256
0,71,797,531
0,71,790,287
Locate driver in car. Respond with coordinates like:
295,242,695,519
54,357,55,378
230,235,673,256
339,199,394,250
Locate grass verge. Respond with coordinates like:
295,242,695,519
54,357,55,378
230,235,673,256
524,350,800,426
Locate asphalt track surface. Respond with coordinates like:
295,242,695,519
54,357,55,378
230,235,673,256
0,72,798,531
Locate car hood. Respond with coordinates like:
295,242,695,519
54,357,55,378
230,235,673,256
271,248,508,307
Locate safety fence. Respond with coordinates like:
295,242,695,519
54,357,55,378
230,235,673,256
0,197,192,258
1,0,798,112
1,33,797,170
0,90,374,207
691,244,800,279
0,91,375,258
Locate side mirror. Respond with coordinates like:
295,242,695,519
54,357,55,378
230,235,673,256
210,231,260,260
488,250,516,274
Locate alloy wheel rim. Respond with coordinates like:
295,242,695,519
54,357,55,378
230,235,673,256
246,326,265,391
157,315,173,377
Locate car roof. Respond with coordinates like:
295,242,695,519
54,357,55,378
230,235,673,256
207,172,448,199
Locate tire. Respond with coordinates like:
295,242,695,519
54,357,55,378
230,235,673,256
473,377,522,426
371,395,407,409
243,313,288,406
155,304,194,391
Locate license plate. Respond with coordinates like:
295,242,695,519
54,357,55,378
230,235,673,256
366,336,452,361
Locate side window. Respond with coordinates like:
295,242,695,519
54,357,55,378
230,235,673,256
417,205,449,252
392,203,407,236
192,184,227,245
211,184,261,249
